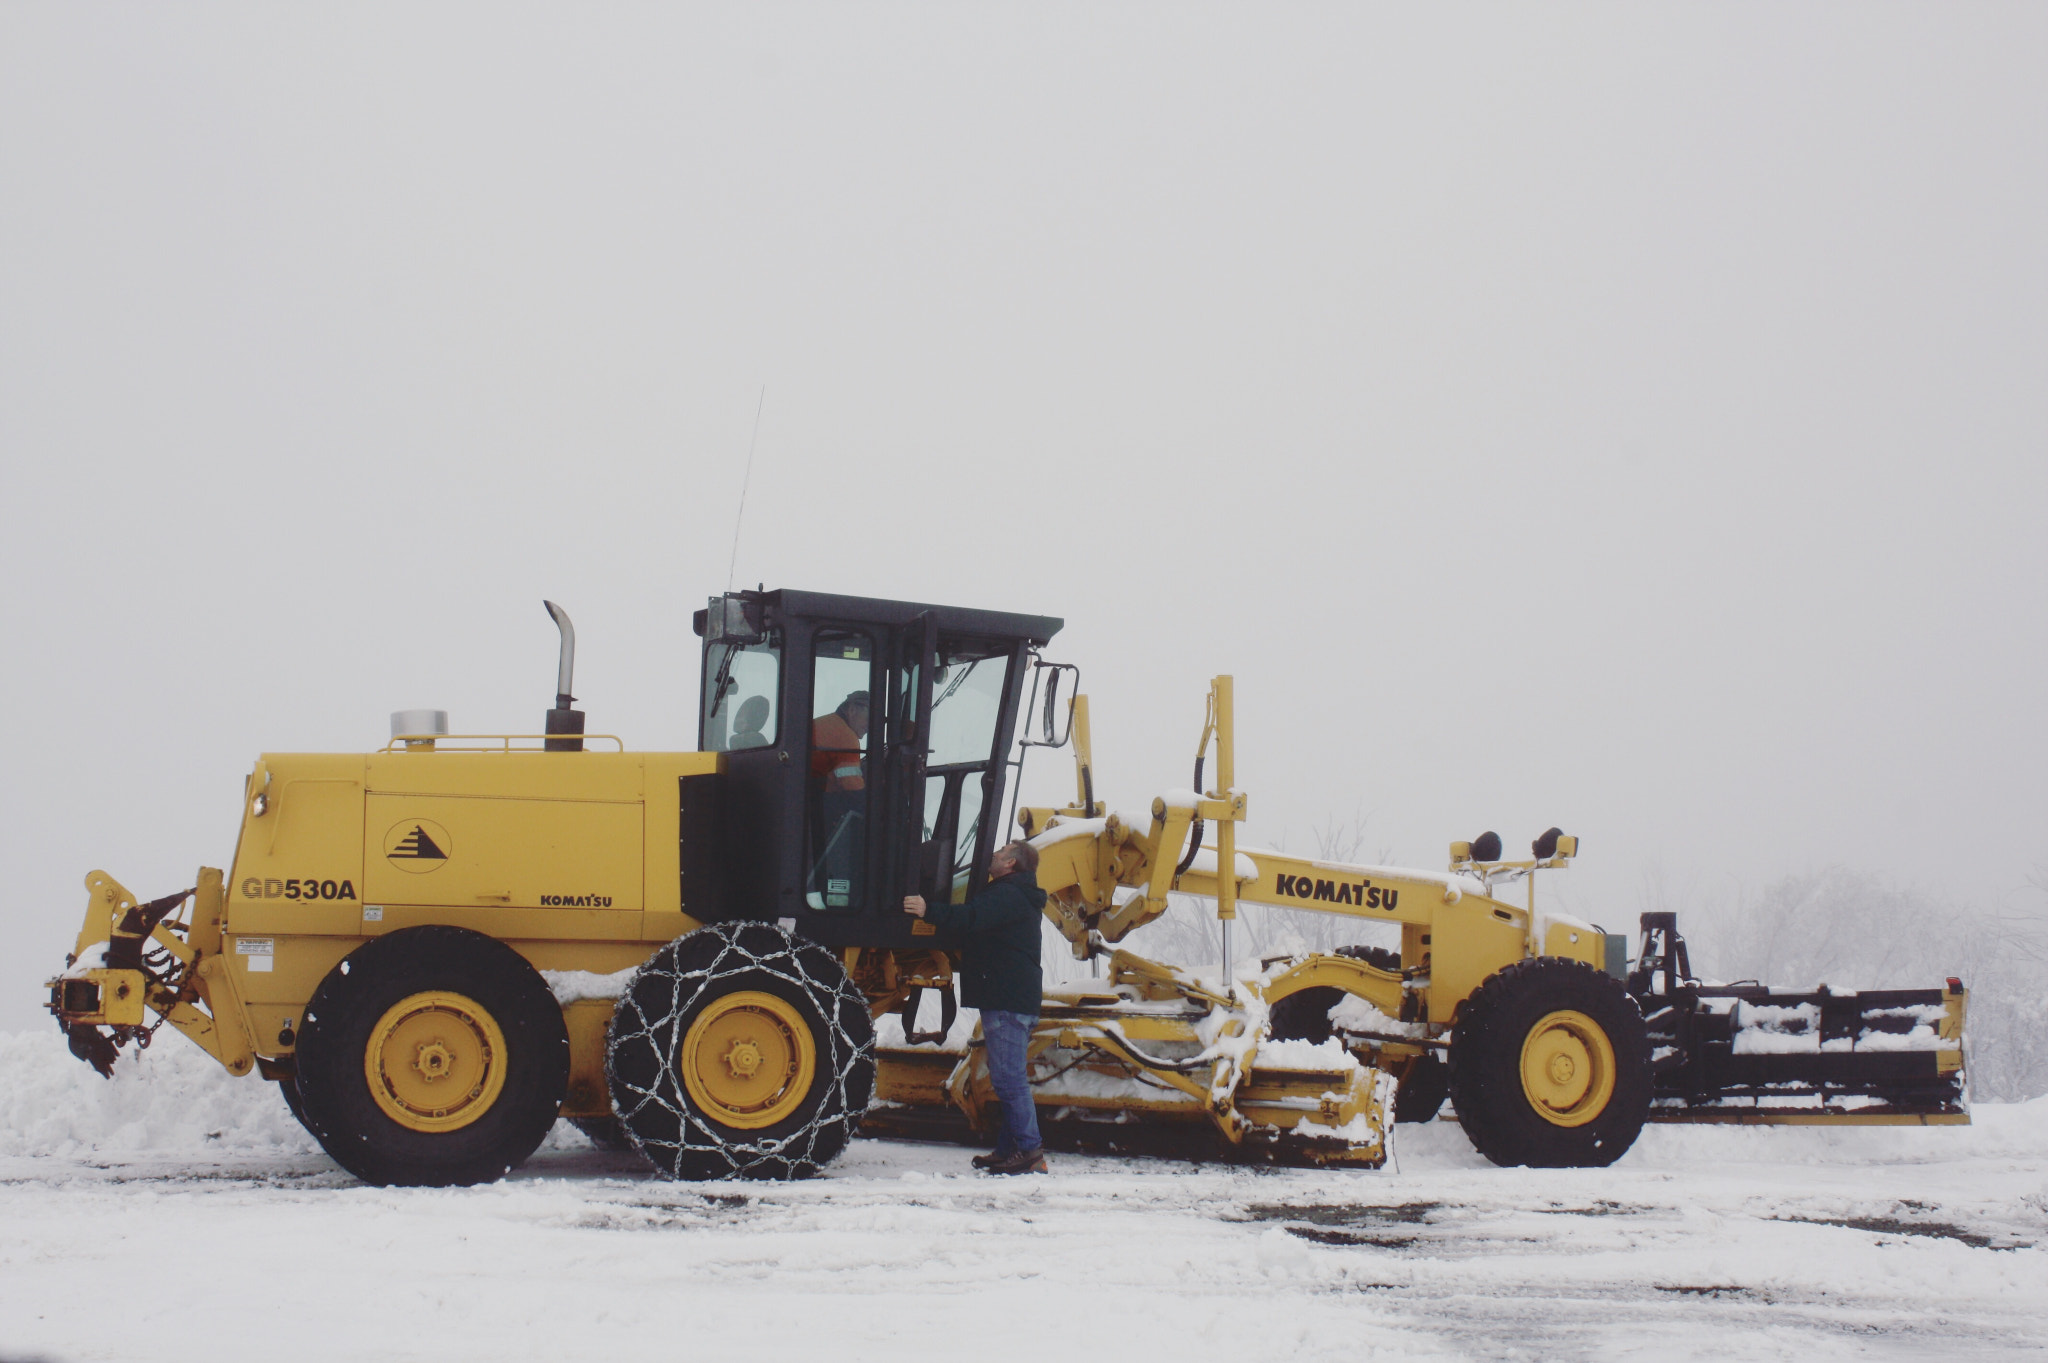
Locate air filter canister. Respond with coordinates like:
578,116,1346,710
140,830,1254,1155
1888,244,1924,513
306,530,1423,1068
390,709,449,751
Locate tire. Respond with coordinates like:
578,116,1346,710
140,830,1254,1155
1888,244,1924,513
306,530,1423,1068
277,1077,313,1133
1266,987,1343,1045
1448,956,1651,1168
1392,1052,1449,1124
570,1116,633,1151
606,921,875,1181
1338,945,1401,973
294,926,570,1187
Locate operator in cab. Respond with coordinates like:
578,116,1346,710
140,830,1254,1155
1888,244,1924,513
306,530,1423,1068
811,690,869,790
903,840,1049,1175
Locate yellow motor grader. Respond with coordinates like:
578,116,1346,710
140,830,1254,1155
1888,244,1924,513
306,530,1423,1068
46,589,1969,1186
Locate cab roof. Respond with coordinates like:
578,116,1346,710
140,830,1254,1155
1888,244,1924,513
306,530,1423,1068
694,588,1063,646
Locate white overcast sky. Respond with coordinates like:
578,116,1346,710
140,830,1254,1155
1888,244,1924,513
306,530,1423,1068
3,6,2043,1026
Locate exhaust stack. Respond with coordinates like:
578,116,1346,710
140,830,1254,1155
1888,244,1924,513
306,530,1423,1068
543,600,584,752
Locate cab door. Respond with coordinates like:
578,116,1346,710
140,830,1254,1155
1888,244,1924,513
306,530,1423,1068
883,611,938,915
791,614,936,946
911,637,1025,910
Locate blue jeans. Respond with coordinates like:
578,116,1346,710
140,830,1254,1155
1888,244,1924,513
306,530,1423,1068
980,1009,1042,1156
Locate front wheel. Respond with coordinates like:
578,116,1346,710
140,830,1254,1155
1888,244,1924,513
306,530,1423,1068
294,926,569,1187
606,921,875,1181
1449,957,1650,1168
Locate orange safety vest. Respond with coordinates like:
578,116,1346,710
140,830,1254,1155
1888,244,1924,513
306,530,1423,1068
811,712,867,791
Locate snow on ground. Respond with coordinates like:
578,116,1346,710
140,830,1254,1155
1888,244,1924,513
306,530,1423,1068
2,1030,2044,1362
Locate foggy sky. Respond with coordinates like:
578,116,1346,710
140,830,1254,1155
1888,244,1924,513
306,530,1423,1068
3,5,2044,1027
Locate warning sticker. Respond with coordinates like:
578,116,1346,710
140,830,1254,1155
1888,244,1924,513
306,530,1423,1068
235,938,275,973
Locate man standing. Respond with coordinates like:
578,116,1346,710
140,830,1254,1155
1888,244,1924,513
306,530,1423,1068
904,840,1049,1175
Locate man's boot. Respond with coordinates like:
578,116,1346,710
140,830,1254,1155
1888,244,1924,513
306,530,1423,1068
971,1149,1012,1171
985,1147,1049,1176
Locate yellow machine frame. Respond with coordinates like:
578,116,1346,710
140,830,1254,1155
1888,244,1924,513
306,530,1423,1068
50,664,1966,1180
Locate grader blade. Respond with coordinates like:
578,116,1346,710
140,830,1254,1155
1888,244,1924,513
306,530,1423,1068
869,953,1394,1166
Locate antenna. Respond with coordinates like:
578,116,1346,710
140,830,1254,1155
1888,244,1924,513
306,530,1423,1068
726,385,766,593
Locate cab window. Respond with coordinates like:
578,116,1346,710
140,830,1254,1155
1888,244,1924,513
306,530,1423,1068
917,642,1011,901
702,632,781,753
928,648,1011,767
807,630,874,910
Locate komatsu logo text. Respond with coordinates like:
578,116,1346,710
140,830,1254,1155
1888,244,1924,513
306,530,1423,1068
1273,873,1398,911
541,893,614,908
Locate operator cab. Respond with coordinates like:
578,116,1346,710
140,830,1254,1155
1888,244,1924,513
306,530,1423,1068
691,589,1063,949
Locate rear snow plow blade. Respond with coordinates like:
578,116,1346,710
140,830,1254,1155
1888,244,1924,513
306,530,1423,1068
1628,913,1969,1126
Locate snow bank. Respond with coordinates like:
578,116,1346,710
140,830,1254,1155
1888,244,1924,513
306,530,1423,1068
1619,1094,2048,1168
0,1029,315,1159
0,1030,610,1160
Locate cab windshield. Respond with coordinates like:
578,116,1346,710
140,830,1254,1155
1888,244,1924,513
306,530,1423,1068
701,632,782,752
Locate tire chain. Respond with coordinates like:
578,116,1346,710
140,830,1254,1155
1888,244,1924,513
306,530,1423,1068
606,921,875,1181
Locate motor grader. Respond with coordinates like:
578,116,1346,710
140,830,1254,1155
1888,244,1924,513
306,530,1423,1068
46,588,1970,1186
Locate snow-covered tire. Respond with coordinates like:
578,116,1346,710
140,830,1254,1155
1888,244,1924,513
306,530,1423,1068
294,926,570,1187
1449,957,1650,1168
606,921,875,1182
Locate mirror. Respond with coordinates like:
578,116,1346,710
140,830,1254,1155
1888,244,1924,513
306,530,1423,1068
1021,661,1079,748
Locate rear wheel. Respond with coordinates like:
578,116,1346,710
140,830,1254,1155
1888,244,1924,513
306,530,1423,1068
1449,957,1650,1168
294,926,569,1186
607,921,875,1181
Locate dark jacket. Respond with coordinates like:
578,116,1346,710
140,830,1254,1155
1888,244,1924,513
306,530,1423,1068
925,870,1047,1016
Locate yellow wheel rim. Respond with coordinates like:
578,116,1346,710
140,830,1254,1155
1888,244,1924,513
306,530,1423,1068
363,991,508,1133
679,990,816,1131
1519,1009,1616,1128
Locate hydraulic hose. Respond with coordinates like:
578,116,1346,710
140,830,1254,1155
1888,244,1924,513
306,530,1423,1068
1174,753,1206,878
